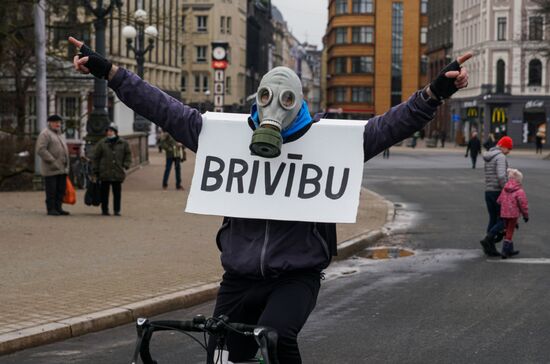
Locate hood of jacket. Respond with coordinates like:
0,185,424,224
503,179,521,193
483,147,502,162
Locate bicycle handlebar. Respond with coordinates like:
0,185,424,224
132,315,279,364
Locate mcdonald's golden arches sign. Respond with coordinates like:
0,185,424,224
491,107,507,124
467,107,478,118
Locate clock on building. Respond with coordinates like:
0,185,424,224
212,46,226,61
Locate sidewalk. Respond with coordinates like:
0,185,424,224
391,139,550,159
0,149,390,354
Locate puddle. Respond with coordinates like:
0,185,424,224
359,247,415,260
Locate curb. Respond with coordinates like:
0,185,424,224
335,189,395,261
1,191,395,356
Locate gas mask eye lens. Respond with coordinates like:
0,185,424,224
257,87,273,107
279,90,296,110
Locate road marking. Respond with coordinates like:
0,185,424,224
487,258,550,264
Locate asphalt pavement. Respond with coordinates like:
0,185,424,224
4,148,549,364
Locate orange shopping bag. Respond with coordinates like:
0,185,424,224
63,176,76,205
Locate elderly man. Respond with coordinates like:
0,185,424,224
35,114,70,216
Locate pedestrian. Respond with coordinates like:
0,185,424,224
535,124,545,154
92,123,132,216
70,35,472,363
35,114,71,216
483,133,496,151
156,127,163,153
160,131,186,190
383,148,390,159
440,129,447,148
497,168,529,259
479,136,513,257
465,131,482,168
411,131,420,148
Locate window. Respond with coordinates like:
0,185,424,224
334,57,347,74
226,76,232,94
334,87,346,102
352,26,374,43
181,45,186,63
353,0,373,13
420,55,428,75
181,74,187,92
351,56,373,73
196,15,208,32
182,15,186,32
391,2,403,106
57,95,80,139
421,0,428,14
221,16,225,33
529,16,543,41
496,59,505,93
528,59,542,86
352,87,372,103
336,0,347,14
194,73,209,92
420,27,427,44
335,28,347,44
196,45,207,63
497,17,506,41
227,17,232,34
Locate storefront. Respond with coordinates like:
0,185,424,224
454,96,550,148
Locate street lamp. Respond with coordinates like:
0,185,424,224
122,9,158,132
83,0,123,145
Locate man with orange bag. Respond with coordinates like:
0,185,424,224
36,114,71,216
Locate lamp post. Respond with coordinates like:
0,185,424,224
83,0,122,145
122,9,158,133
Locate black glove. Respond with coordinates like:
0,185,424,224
429,60,461,101
78,44,112,80
523,216,529,223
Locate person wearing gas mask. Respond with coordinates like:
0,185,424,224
69,36,470,363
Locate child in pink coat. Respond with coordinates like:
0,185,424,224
497,168,529,258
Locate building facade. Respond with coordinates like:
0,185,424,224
180,0,247,111
246,0,273,101
451,0,550,147
325,0,429,119
426,0,453,142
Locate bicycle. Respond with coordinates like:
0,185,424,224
131,314,279,364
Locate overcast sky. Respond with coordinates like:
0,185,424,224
271,0,328,48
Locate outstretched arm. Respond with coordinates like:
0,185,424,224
69,37,202,153
363,53,472,162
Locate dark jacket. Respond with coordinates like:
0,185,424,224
93,136,132,182
108,68,439,278
466,137,482,157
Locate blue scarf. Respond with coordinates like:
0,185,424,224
250,100,313,142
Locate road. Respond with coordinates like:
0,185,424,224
4,149,549,364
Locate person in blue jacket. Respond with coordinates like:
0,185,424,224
69,36,470,364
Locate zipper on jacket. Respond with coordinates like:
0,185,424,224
313,223,330,260
260,221,270,278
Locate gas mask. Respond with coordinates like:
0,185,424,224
249,67,305,158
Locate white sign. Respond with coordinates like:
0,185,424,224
186,112,368,223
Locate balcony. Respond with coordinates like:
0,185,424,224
481,83,512,95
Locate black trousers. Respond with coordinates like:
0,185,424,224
100,181,122,213
485,190,504,237
207,270,321,364
471,154,478,168
162,157,182,188
44,174,66,212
